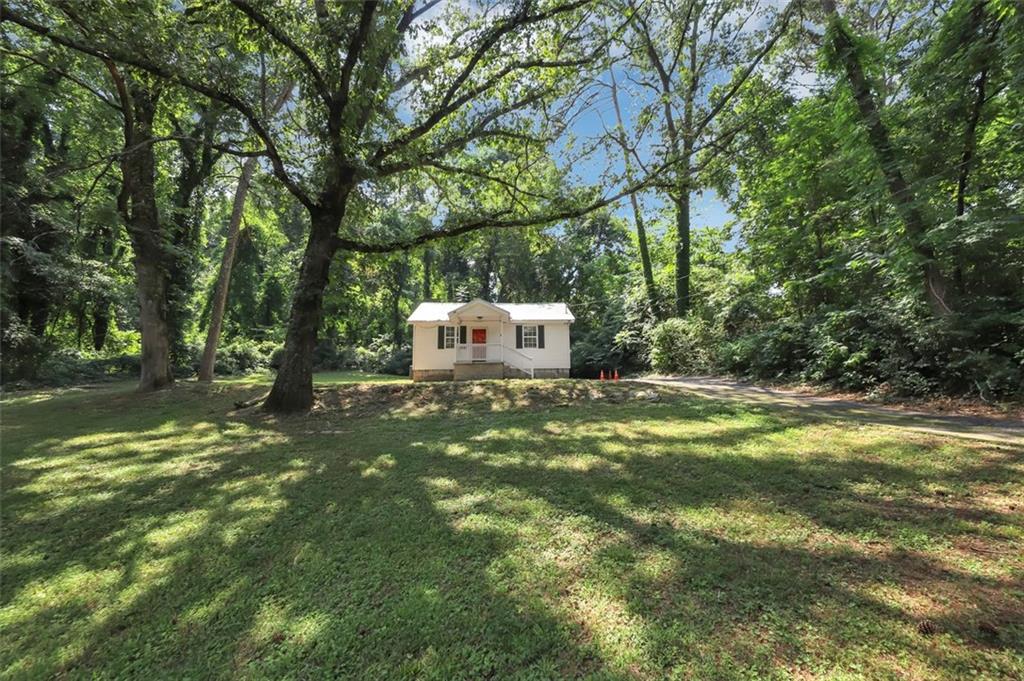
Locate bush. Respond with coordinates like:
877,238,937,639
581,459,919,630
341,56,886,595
719,318,810,380
649,317,720,374
214,339,280,376
312,340,355,371
353,336,411,375
714,302,1023,401
29,350,139,386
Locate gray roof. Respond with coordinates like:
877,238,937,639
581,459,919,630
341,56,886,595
407,300,574,323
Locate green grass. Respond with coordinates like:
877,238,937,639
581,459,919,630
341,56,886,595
2,378,1022,680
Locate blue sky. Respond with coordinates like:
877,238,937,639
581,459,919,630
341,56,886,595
561,62,737,245
403,1,774,248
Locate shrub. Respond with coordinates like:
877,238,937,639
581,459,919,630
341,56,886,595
312,340,355,371
30,350,140,386
716,302,1023,401
649,317,720,375
353,336,411,375
719,318,809,380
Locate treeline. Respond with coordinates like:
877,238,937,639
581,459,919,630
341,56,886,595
2,1,1021,406
647,0,1024,400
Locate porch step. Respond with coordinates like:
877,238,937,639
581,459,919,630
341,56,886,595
452,362,533,381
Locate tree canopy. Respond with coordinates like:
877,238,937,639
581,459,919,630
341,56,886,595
2,0,1021,406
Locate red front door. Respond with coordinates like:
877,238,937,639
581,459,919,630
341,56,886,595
471,328,487,361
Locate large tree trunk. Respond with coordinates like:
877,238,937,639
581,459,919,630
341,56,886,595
198,158,257,381
122,81,174,391
672,137,694,318
822,0,952,315
135,259,173,391
264,200,349,413
675,26,698,318
92,304,110,351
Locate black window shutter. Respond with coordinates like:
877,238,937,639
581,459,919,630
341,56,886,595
437,326,445,349
538,325,545,349
515,325,523,349
459,326,467,344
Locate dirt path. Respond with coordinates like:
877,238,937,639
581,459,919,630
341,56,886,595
637,376,1024,446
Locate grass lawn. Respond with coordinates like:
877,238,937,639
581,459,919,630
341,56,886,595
2,377,1021,679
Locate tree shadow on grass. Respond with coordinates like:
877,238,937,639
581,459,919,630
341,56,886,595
2,383,1022,678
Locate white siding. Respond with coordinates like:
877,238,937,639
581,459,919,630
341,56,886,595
410,320,571,372
510,321,570,369
411,323,455,370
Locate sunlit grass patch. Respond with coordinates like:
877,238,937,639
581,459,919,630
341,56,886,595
2,379,1022,679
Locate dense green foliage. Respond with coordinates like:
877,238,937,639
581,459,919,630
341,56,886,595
2,0,1021,401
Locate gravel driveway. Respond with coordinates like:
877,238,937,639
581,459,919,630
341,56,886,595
637,376,1024,446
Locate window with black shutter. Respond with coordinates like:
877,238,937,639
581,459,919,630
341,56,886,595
522,325,538,348
438,326,456,349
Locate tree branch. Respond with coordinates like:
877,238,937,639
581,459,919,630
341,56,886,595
227,0,331,108
1,4,317,212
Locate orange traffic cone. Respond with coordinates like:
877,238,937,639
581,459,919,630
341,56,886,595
613,369,619,381
599,369,605,381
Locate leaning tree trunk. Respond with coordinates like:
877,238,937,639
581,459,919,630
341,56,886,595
198,158,257,381
199,82,292,381
264,198,349,413
821,0,952,315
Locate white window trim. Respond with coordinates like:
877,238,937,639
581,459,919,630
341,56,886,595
522,324,538,349
443,325,456,349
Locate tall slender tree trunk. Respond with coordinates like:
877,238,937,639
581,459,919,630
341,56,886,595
821,0,952,315
478,238,496,301
953,3,998,294
198,158,257,381
166,108,220,366
608,65,658,317
422,247,433,300
264,193,350,413
199,82,292,381
675,27,698,318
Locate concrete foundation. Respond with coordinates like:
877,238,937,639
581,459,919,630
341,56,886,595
412,365,570,381
453,362,504,381
410,369,454,382
533,368,571,379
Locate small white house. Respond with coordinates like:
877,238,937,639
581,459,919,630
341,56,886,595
406,299,574,381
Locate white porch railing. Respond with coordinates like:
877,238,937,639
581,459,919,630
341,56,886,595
456,342,502,363
503,346,534,379
455,343,534,378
